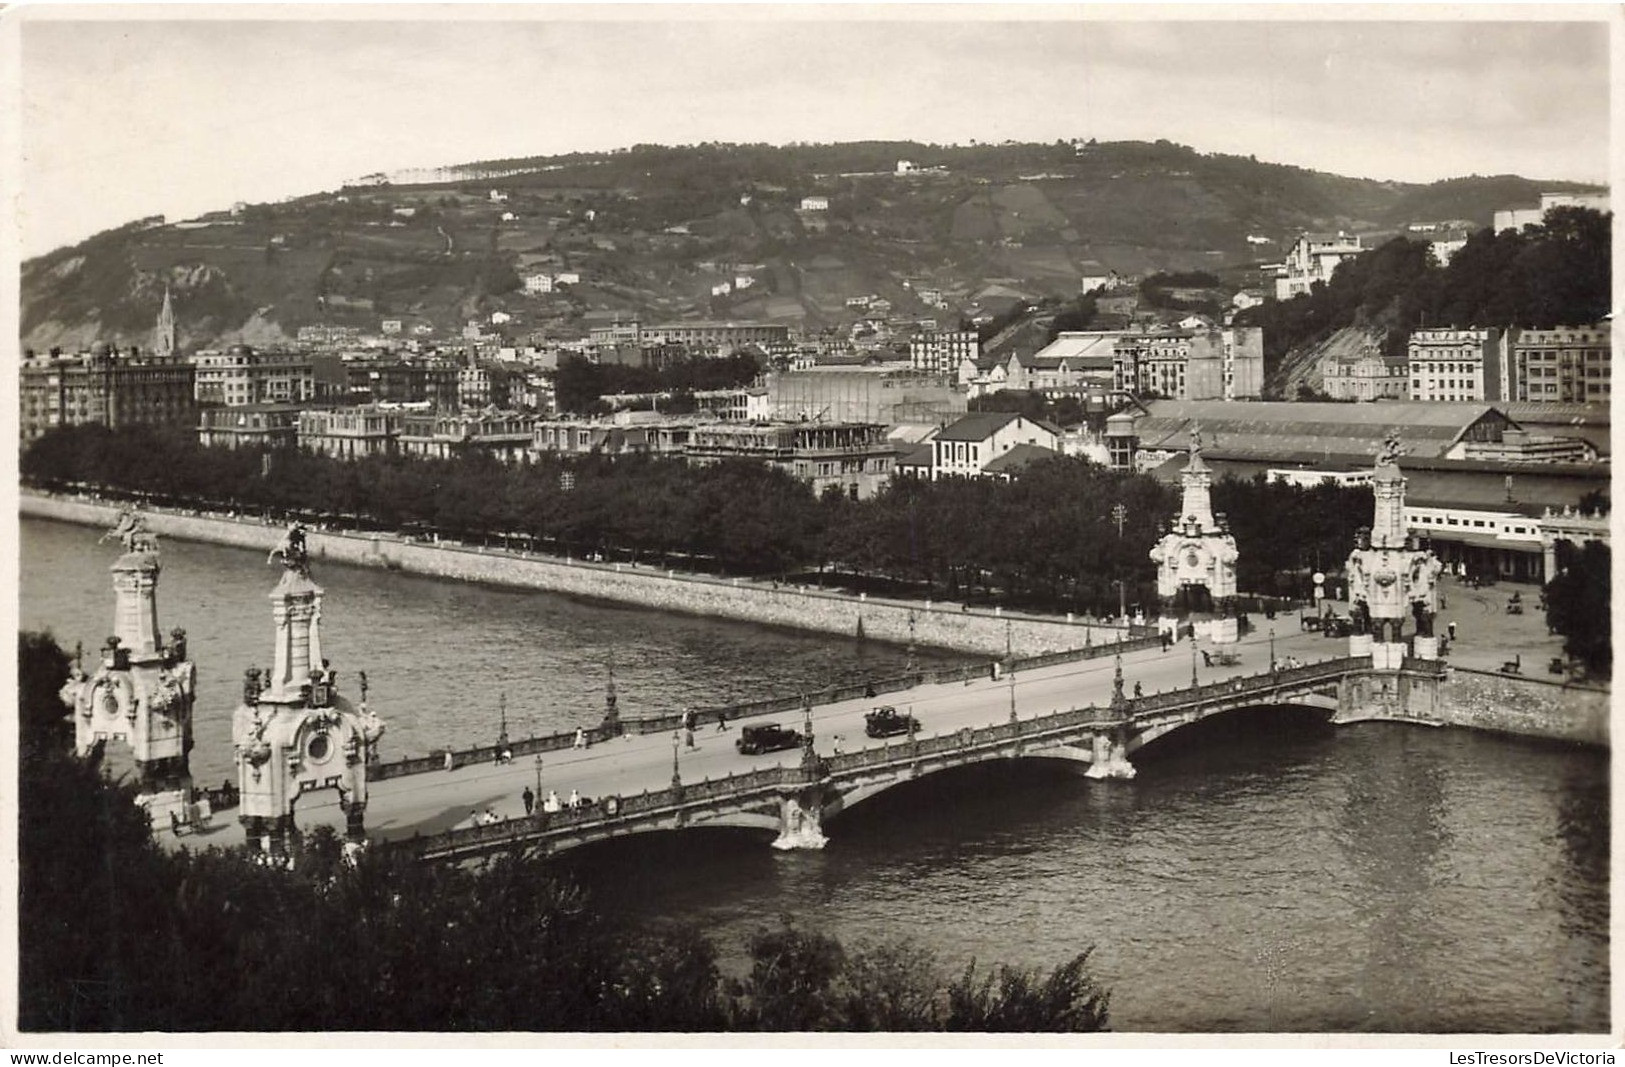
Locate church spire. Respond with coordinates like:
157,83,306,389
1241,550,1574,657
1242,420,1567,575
153,285,177,358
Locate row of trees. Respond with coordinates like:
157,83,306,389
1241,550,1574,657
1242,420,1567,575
24,425,1377,614
18,631,1109,1032
1237,207,1612,376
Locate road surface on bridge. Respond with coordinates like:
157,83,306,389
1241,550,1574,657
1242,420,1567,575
207,623,1345,848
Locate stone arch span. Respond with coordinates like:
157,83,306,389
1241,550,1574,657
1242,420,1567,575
1127,697,1340,755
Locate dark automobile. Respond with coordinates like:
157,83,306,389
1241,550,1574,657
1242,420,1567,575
864,705,918,739
736,721,802,756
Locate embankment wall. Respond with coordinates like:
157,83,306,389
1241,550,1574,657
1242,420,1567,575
1440,667,1609,747
22,493,1114,657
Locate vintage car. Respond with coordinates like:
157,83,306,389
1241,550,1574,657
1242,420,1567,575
864,705,919,739
736,721,803,756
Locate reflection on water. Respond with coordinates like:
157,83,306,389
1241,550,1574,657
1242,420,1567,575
20,518,1608,1032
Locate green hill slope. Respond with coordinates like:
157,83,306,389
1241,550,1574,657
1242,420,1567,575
20,140,1604,351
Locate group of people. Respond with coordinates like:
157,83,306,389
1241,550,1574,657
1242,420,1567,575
521,786,584,816
468,806,503,827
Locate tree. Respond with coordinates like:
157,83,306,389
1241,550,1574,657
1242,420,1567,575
1544,541,1610,674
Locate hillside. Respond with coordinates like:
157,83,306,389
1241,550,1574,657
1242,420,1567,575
19,139,1604,352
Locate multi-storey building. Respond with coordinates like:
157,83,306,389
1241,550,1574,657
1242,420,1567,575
931,412,1060,480
1275,233,1364,300
1508,326,1610,404
398,410,537,463
762,366,967,425
645,321,792,353
345,357,460,408
297,406,406,460
908,330,980,374
692,387,771,422
686,422,895,500
197,403,306,449
1407,327,1507,402
1112,327,1263,400
1320,349,1411,401
191,345,315,406
532,412,697,458
20,344,197,444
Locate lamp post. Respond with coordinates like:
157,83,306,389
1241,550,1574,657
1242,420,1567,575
1190,628,1199,687
1112,502,1127,539
670,730,682,788
1006,620,1017,724
533,753,543,798
1113,579,1127,624
1269,628,1276,672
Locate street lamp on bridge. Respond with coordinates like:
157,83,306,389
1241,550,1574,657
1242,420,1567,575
671,730,682,788
1005,620,1017,724
1190,628,1199,687
533,753,543,799
1269,628,1276,673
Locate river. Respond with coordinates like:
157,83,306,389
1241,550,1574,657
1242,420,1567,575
19,516,1609,1032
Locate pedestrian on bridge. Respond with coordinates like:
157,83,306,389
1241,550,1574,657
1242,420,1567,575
573,728,587,750
522,786,535,816
716,709,729,732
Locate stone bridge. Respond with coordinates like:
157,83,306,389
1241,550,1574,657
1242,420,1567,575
395,656,1445,864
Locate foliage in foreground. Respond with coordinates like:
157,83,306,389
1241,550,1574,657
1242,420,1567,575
17,632,1108,1033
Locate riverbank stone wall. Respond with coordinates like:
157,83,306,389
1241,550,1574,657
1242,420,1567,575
1440,667,1608,747
22,493,1115,657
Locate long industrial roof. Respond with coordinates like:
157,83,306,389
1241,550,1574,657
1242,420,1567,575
1131,400,1506,460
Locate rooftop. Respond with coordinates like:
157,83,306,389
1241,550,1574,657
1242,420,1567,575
983,443,1060,475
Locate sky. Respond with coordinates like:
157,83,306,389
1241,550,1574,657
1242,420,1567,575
13,8,1615,258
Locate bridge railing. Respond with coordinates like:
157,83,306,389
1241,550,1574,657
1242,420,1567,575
371,633,1161,780
399,760,809,859
395,658,1382,860
1128,657,1363,720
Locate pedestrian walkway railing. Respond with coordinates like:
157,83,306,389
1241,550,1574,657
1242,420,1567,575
397,655,1388,862
369,632,1163,781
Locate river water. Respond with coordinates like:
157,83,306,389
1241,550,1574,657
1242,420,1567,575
19,516,1609,1033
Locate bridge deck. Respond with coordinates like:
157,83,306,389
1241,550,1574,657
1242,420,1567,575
162,624,1363,851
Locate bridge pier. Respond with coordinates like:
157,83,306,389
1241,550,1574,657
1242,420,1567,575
1333,666,1443,726
1083,730,1136,779
771,788,828,851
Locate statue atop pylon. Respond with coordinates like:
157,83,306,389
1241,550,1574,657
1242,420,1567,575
234,524,384,865
61,507,195,822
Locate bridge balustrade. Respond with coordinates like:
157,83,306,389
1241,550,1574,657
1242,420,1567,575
395,654,1427,862
1127,657,1363,721
371,635,1162,781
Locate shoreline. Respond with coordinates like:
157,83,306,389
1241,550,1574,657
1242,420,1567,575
24,491,1605,749
20,490,1121,658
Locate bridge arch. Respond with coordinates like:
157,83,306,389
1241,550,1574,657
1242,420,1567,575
1127,697,1340,755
